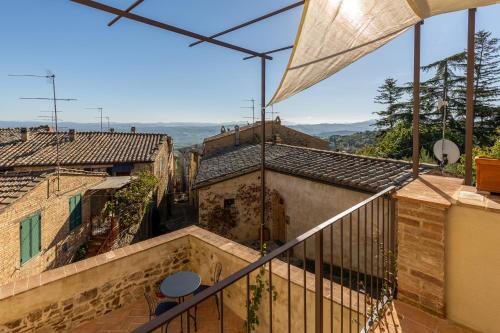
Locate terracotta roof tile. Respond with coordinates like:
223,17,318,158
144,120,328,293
0,168,106,211
194,144,432,192
0,131,169,168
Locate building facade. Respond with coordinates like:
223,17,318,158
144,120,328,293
0,128,174,219
0,169,106,284
202,118,330,156
194,143,430,269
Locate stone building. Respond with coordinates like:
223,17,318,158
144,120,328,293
194,143,429,268
202,118,330,156
0,169,106,284
0,128,174,219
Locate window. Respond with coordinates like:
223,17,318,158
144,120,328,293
20,212,41,265
224,198,235,209
69,194,82,230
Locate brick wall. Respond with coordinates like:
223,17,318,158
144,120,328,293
396,199,447,317
0,173,105,284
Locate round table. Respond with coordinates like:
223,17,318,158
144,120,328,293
160,271,201,332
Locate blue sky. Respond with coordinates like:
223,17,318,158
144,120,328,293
1,1,499,124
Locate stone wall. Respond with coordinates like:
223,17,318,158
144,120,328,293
202,122,329,156
0,173,106,285
0,226,365,333
0,231,190,333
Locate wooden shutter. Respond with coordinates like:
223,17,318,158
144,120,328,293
20,218,31,264
69,194,82,230
74,194,82,227
31,213,41,257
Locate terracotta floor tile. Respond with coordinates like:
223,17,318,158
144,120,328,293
373,300,479,333
71,297,244,333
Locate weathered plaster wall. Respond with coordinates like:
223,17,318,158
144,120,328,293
198,172,264,242
198,170,386,274
446,205,500,333
0,173,105,285
189,228,363,333
266,171,387,275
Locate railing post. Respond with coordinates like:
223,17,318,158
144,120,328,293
315,230,324,333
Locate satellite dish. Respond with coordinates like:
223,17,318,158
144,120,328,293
433,139,460,164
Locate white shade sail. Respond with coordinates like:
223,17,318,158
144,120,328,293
269,0,500,105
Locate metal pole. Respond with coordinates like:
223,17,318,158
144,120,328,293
51,75,61,191
412,22,422,179
260,57,266,254
100,108,103,132
465,8,476,185
314,230,324,333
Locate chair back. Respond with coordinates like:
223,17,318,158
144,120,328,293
144,293,157,318
213,262,222,284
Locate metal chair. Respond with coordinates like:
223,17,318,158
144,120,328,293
194,262,222,321
144,293,178,333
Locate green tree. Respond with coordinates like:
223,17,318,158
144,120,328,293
457,30,500,146
373,78,405,131
420,52,466,135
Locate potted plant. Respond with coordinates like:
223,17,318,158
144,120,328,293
476,156,500,193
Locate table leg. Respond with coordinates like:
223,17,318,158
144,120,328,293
180,297,184,333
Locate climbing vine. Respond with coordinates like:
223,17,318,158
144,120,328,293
105,171,158,228
245,244,278,332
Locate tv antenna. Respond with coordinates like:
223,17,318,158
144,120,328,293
9,72,77,191
39,110,63,128
87,107,104,132
241,99,255,124
268,104,279,121
104,116,110,130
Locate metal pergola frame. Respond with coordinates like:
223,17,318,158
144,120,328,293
71,0,305,253
411,8,476,185
71,1,479,254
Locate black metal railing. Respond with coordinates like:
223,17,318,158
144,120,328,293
133,186,396,333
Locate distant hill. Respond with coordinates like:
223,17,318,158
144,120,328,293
289,120,376,138
0,120,376,149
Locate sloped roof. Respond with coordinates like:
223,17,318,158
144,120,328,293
0,126,51,146
0,168,106,211
195,144,431,192
0,131,169,168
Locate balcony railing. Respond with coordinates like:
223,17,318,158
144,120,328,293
133,186,396,333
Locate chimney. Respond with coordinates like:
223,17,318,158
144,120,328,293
20,128,29,142
131,126,136,133
109,128,115,133
68,129,76,141
234,125,240,146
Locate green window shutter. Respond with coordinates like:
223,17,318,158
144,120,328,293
69,194,82,230
31,213,41,257
69,195,75,230
75,194,82,227
20,218,31,264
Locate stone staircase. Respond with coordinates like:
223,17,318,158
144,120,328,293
85,234,108,258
